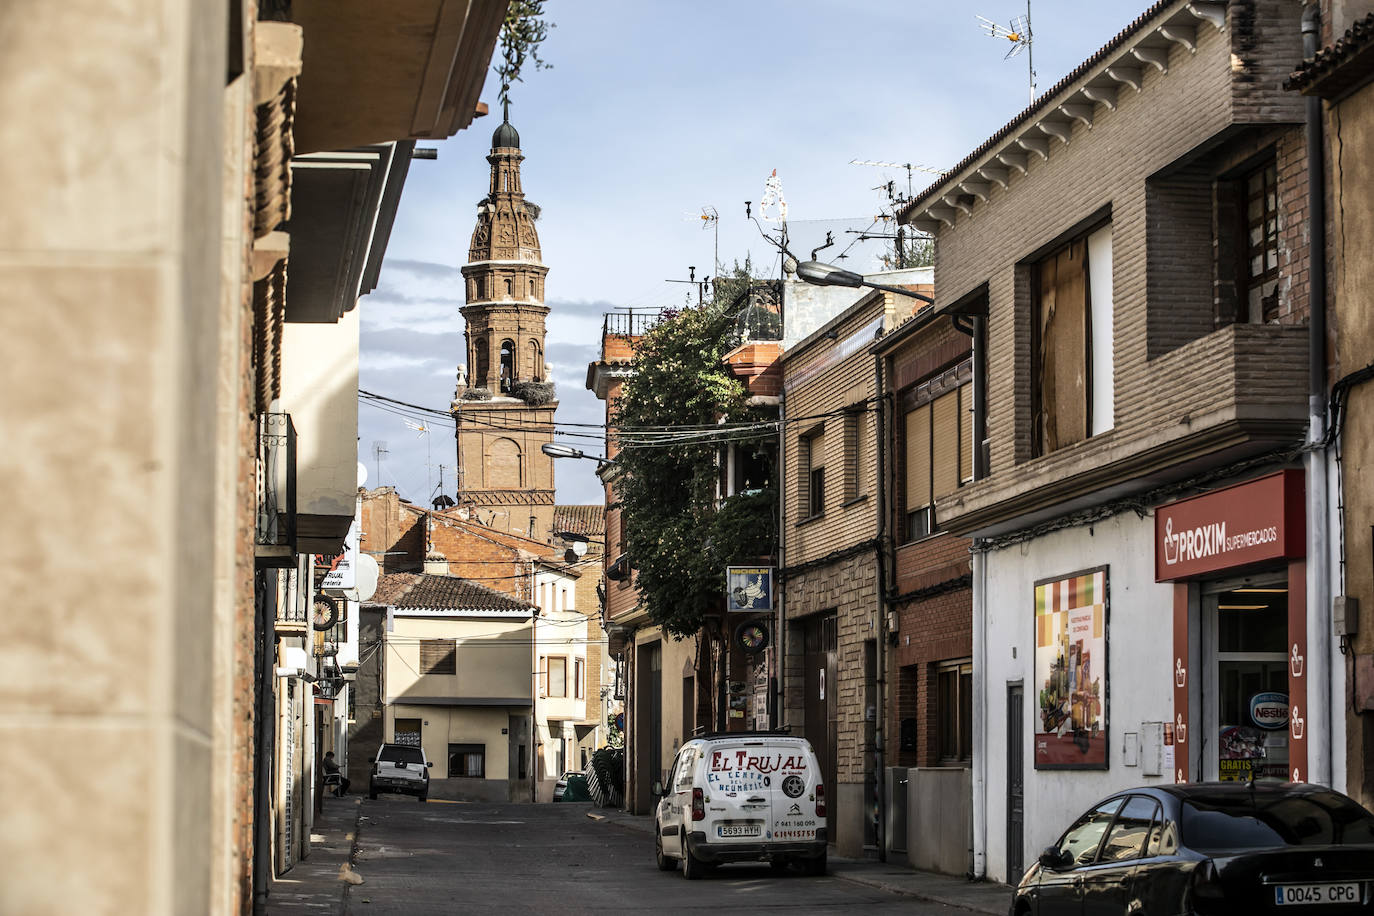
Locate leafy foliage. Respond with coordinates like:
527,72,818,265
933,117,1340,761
613,268,777,638
496,0,554,106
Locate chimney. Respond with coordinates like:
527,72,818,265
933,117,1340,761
423,550,449,576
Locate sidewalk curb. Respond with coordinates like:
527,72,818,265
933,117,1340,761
339,799,365,916
828,869,1006,916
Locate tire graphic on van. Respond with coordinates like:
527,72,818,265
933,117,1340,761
782,775,805,798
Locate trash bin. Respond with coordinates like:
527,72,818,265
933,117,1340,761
556,774,592,803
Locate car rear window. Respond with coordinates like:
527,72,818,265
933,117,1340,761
379,746,425,765
1181,791,1374,851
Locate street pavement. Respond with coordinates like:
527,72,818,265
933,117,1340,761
264,794,1011,915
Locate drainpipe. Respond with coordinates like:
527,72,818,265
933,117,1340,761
777,389,787,730
252,571,278,915
950,310,989,875
1302,2,1332,789
873,351,888,863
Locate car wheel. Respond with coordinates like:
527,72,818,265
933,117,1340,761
681,832,705,880
368,782,378,800
803,851,827,877
769,858,790,874
655,831,676,872
418,792,428,803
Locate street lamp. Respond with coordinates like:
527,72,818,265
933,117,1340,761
795,259,934,304
541,442,613,468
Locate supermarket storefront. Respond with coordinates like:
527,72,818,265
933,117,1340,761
1156,470,1309,784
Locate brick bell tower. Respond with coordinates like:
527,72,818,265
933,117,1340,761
451,103,556,540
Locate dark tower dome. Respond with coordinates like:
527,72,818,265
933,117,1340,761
491,100,520,149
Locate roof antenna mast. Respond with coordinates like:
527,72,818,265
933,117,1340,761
978,1,1035,105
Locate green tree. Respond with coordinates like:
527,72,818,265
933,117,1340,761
496,0,554,106
612,269,776,638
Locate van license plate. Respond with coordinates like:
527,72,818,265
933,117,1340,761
1274,883,1361,905
717,824,761,838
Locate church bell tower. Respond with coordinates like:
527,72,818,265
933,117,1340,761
451,104,556,540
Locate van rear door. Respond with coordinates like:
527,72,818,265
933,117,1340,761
701,739,821,845
766,740,823,843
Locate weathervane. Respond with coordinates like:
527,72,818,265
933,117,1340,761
978,3,1036,105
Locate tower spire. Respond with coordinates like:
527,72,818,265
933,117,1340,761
451,111,557,541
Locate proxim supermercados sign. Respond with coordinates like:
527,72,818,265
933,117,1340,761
1155,470,1304,581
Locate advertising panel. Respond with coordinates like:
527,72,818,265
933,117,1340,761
317,518,359,590
1034,567,1109,769
727,566,774,612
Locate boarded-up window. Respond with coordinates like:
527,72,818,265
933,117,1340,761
548,656,567,697
420,639,456,675
1036,238,1088,453
1034,221,1113,455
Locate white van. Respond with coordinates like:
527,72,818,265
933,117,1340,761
653,732,827,879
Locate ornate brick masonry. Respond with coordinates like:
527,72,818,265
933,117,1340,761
452,105,557,540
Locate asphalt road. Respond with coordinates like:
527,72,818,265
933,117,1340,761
347,798,976,915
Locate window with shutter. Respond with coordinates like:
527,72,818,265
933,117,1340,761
420,639,456,675
548,656,567,698
903,403,931,540
931,391,960,500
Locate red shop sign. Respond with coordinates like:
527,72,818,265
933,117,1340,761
1155,470,1304,581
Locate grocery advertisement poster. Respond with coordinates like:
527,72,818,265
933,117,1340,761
1034,567,1109,769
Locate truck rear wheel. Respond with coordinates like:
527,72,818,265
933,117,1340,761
803,851,826,877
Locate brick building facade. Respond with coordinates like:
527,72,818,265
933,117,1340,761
900,0,1321,884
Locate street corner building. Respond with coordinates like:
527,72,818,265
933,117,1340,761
898,0,1364,885
0,1,508,912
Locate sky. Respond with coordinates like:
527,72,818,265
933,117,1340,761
358,0,1155,508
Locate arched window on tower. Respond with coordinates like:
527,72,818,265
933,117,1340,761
530,339,543,381
475,337,489,388
505,277,513,298
500,339,515,393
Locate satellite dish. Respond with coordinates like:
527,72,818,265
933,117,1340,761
344,553,380,603
571,540,588,558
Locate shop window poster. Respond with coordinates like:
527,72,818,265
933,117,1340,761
1034,567,1109,769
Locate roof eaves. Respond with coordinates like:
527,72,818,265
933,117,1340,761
899,0,1204,225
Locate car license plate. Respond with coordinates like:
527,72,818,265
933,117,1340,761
717,824,761,838
1274,883,1362,906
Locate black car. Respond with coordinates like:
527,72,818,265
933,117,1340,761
1012,782,1374,914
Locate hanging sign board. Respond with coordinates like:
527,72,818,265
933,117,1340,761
727,566,774,612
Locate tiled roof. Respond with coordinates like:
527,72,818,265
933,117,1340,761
367,572,534,613
1286,13,1374,97
900,0,1175,219
553,504,605,537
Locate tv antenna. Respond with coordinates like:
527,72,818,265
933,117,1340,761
666,265,708,305
850,160,948,206
700,207,720,279
372,440,389,487
978,3,1035,105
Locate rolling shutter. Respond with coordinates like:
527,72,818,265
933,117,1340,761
904,405,931,512
932,391,960,499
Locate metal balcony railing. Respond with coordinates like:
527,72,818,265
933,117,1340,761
603,310,662,338
256,412,297,551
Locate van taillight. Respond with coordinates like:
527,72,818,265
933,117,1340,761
815,783,826,817
691,787,705,821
